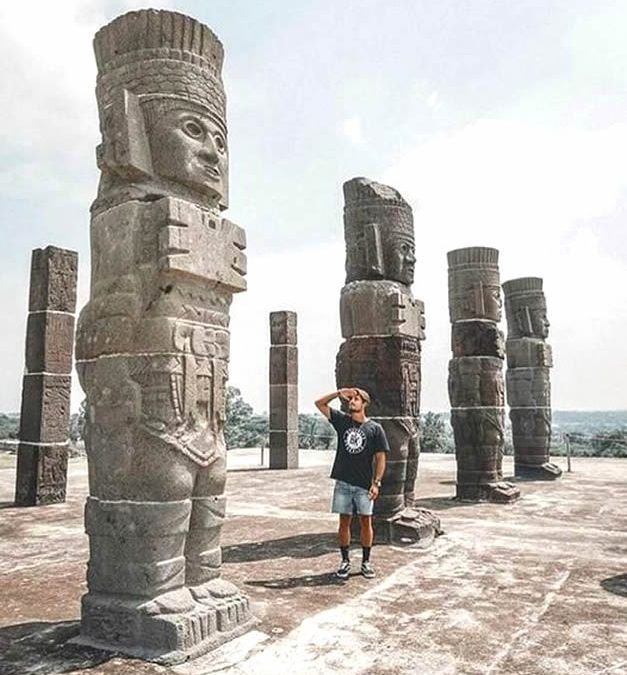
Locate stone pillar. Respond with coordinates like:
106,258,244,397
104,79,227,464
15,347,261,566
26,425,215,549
447,247,520,503
14,246,78,506
73,10,252,663
269,311,298,469
335,177,441,545
503,277,560,480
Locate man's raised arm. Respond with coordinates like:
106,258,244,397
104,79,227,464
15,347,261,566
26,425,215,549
314,389,353,419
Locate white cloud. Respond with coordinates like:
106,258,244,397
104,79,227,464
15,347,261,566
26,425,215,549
342,116,364,145
427,90,440,109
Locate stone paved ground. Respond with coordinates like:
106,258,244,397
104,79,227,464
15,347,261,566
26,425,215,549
0,450,625,675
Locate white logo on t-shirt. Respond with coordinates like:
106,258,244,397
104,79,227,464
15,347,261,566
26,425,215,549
344,427,366,454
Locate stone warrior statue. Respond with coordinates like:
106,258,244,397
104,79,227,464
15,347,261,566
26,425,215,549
75,9,252,663
447,247,520,502
335,177,441,544
503,277,561,480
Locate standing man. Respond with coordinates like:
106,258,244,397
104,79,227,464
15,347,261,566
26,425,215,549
315,388,389,579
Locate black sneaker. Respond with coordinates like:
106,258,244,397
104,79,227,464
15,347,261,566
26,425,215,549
361,561,375,579
335,560,351,580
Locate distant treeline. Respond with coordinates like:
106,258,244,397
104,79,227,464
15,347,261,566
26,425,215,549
1,395,625,458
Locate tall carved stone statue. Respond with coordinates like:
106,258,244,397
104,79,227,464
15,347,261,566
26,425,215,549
502,277,560,480
447,247,520,502
336,177,441,544
74,10,252,663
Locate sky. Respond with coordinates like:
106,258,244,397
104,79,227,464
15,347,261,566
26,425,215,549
0,0,626,415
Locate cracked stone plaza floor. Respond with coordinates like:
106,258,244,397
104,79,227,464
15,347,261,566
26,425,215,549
0,450,625,675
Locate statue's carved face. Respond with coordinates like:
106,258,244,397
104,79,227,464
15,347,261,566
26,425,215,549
385,234,416,285
485,285,503,322
463,282,502,320
148,108,228,205
533,309,550,338
514,302,549,338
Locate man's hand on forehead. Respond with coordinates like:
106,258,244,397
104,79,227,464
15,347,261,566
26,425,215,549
338,387,359,401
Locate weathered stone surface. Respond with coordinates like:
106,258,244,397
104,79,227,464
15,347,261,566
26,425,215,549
450,408,518,502
25,312,75,374
505,337,553,369
343,177,415,286
269,345,298,385
503,277,559,480
270,311,297,345
502,277,549,339
14,443,69,506
447,247,502,323
336,336,421,417
269,384,298,431
451,320,504,358
447,247,519,503
340,280,425,339
370,417,420,519
509,407,552,463
506,367,551,407
28,246,78,313
268,431,299,470
448,357,505,408
18,375,72,444
74,9,252,663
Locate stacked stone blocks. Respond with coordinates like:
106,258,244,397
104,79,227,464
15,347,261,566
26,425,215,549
15,246,77,506
269,311,298,469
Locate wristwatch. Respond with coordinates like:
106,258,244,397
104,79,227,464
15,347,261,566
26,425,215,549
373,479,382,488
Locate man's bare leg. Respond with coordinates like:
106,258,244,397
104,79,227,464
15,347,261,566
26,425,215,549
359,515,373,547
336,514,352,579
359,515,375,578
339,514,352,547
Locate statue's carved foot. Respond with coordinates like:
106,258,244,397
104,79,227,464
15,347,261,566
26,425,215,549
138,587,196,616
189,578,240,605
515,462,562,481
488,481,521,503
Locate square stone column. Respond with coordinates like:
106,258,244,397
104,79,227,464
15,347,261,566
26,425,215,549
15,246,78,506
269,311,298,469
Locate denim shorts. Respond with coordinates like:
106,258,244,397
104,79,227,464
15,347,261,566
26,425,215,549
331,480,373,516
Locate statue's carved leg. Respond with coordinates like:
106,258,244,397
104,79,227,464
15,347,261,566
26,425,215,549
186,454,250,626
183,450,226,587
404,432,420,508
83,497,196,620
185,494,226,585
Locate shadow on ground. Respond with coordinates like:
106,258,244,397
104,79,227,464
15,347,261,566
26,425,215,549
223,532,337,563
600,573,627,597
0,621,113,675
246,571,345,590
413,496,480,511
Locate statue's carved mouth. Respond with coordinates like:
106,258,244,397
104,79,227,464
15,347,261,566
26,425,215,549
203,165,220,180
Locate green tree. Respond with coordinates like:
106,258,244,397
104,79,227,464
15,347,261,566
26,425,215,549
0,413,19,439
298,413,334,449
420,412,453,453
69,399,87,442
224,386,268,449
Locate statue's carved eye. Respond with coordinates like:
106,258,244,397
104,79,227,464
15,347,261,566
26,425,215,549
182,119,204,139
214,133,226,153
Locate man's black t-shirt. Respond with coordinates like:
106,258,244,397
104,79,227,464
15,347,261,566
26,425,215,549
328,408,390,490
